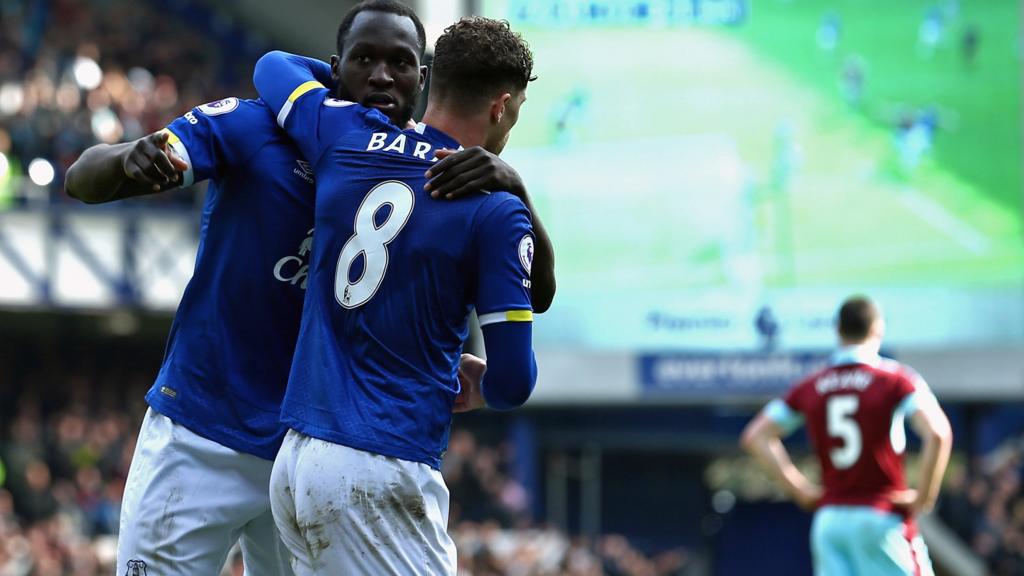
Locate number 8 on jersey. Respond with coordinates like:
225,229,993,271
335,181,415,308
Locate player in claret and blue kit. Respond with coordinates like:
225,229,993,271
254,16,540,575
741,296,953,576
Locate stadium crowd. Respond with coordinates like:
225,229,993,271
939,440,1024,576
9,377,1023,576
0,0,261,207
0,357,690,576
444,430,690,576
0,2,688,573
2,1,1019,574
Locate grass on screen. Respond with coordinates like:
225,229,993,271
499,0,1023,291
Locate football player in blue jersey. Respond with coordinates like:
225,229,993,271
63,2,554,574
253,16,539,574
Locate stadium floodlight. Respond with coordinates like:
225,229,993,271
0,82,23,116
712,489,737,514
127,67,155,93
28,158,55,187
73,56,103,91
90,107,122,143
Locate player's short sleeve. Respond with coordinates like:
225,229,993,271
473,195,534,327
163,97,265,186
271,83,331,163
764,398,805,437
782,377,812,413
894,368,939,419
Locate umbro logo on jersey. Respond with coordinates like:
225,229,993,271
293,160,315,184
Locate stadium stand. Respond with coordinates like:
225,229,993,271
938,439,1024,575
0,0,263,207
2,1,1023,575
0,361,692,575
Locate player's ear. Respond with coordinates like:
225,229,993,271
490,93,512,125
418,65,428,92
330,55,341,82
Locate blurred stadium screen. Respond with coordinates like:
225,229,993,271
486,0,1023,351
0,0,1021,575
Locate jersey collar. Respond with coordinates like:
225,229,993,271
411,122,463,152
830,345,882,368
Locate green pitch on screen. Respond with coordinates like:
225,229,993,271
482,0,1023,347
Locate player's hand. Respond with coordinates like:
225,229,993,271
794,484,823,512
452,353,487,413
891,488,931,516
122,131,189,191
424,147,526,200
889,488,918,511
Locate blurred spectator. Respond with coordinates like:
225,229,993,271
0,0,265,208
445,429,690,576
937,440,1024,575
1,359,690,575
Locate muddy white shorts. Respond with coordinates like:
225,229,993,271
116,408,292,575
270,429,457,575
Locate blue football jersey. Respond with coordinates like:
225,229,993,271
145,97,318,460
255,53,535,469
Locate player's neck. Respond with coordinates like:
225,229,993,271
838,339,881,356
421,104,488,150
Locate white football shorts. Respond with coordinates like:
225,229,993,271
116,408,291,575
270,429,457,575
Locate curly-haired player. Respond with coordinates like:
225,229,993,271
253,16,539,575
65,2,553,574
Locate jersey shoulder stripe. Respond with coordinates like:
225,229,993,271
277,80,325,128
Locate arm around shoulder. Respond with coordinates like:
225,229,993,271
254,51,330,118
427,148,557,312
523,196,556,313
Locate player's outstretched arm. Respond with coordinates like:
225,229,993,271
427,147,556,313
740,411,822,511
479,321,537,410
253,51,337,165
908,399,953,515
65,131,189,203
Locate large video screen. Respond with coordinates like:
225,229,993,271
480,0,1024,350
